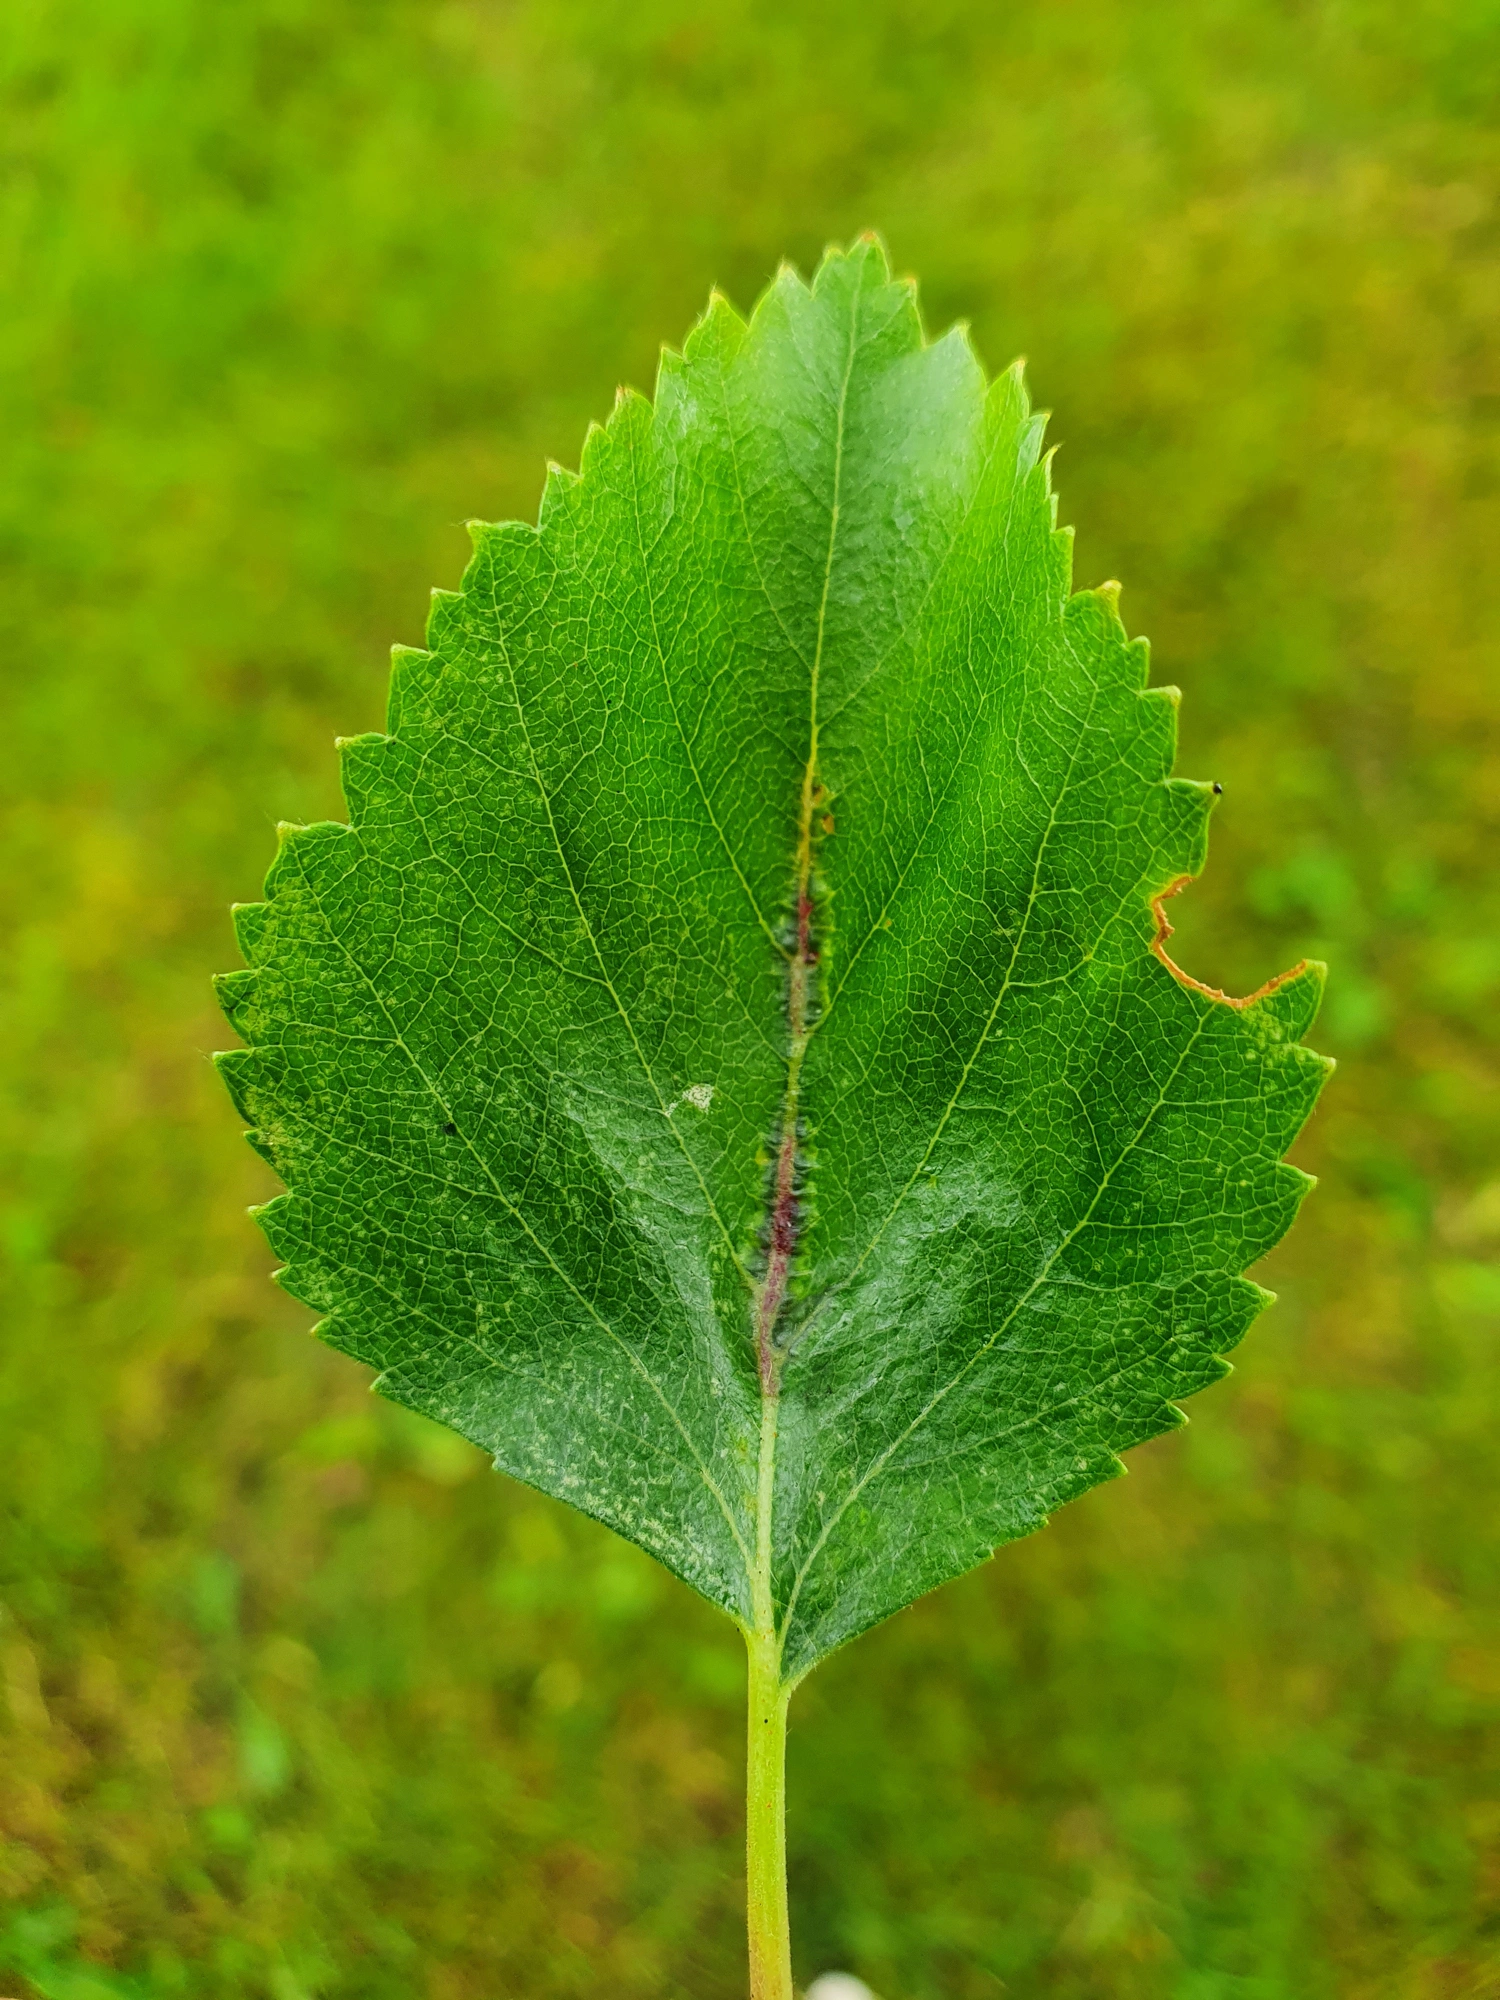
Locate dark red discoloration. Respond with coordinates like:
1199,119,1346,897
756,889,817,1392
757,1126,800,1394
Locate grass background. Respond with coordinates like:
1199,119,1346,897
2,0,1498,1993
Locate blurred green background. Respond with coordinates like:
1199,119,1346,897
2,0,1498,1994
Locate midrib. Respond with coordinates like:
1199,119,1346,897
748,286,860,1652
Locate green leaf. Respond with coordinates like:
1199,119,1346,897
216,240,1329,1683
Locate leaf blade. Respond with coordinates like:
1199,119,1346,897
218,240,1329,1677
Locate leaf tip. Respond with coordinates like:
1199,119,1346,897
842,228,891,274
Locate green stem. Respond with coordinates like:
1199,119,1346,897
746,1388,792,2000
745,1623,792,2000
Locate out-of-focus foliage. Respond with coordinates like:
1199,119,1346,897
0,0,1495,1994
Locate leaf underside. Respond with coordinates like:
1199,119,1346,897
216,240,1329,1682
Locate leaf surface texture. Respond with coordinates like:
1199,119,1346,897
217,243,1329,1679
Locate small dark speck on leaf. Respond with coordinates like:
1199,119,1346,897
443,1121,458,1136
1212,783,1223,795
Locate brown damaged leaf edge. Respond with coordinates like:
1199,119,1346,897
1150,874,1314,1010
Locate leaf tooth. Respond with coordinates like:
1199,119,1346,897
566,411,617,495
385,644,439,735
987,357,1033,442
537,459,584,529
1250,958,1329,1038
256,1193,309,1264
230,899,269,963
680,287,747,367
604,385,653,446
262,819,354,899
337,731,396,826
1156,774,1215,880
814,231,893,299
465,515,532,550
1060,576,1135,666
1090,578,1136,656
213,1047,259,1123
1141,686,1186,787
770,255,811,303
213,967,257,1029
573,412,606,464
275,1260,335,1313
461,520,546,628
558,390,656,508
466,517,537,555
424,585,467,654
1190,1275,1279,1360
1121,638,1157,708
1138,700,1182,789
1028,421,1057,488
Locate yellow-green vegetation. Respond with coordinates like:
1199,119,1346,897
1,2,1496,1996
